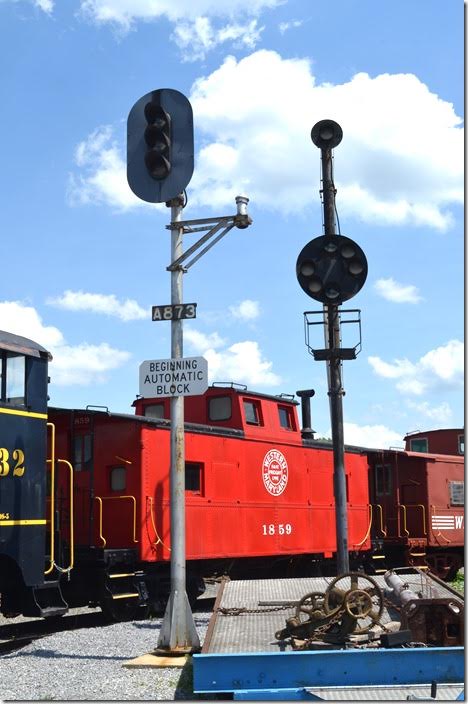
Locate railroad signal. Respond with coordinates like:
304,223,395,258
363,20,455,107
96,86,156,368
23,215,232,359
144,102,172,180
296,234,368,306
127,88,194,203
311,119,343,150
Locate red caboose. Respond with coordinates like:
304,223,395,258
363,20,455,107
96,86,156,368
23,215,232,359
49,385,371,615
368,448,464,579
404,428,464,456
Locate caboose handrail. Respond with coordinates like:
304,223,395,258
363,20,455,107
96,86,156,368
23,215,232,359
371,503,387,537
146,496,171,551
353,504,373,547
405,503,427,536
397,504,410,537
93,495,138,548
94,497,106,547
429,504,452,544
56,459,74,572
397,503,427,538
45,423,56,575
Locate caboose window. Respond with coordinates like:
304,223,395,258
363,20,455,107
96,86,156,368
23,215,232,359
375,464,392,496
278,405,294,430
110,466,126,492
409,437,428,453
449,481,464,506
458,435,464,455
3,353,25,406
73,433,92,472
185,462,203,493
209,396,232,421
145,403,165,419
243,399,262,425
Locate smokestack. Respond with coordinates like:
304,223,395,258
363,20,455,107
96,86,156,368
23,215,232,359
296,389,315,439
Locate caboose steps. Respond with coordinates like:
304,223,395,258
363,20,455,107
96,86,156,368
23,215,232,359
98,567,149,620
22,580,69,618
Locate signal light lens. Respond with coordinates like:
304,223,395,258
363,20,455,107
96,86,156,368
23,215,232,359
320,126,334,141
325,285,340,300
311,119,343,149
340,244,355,259
144,153,171,180
324,241,338,254
300,260,315,276
348,259,364,275
308,277,323,293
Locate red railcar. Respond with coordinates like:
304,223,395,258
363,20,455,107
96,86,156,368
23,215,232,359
404,428,464,456
368,448,464,578
49,385,371,615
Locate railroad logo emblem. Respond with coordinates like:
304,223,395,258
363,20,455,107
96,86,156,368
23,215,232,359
262,449,288,496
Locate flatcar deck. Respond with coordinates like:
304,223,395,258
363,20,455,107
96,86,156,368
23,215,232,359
202,572,459,653
194,573,464,700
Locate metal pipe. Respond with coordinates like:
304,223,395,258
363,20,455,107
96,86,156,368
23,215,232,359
321,146,349,574
384,570,419,606
296,389,315,439
157,196,200,653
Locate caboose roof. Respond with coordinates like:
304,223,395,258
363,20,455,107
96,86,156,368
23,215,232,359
369,447,463,464
404,428,464,439
48,405,245,439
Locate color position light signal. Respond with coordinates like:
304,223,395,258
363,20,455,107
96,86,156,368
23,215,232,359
296,234,368,305
127,88,194,204
144,102,171,180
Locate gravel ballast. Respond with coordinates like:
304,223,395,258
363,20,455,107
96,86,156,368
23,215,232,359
0,607,212,700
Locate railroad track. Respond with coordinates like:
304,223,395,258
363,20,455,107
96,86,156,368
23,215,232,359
0,610,108,655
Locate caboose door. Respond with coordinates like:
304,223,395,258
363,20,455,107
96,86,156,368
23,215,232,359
69,413,94,547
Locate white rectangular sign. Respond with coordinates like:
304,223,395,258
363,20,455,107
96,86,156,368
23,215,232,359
139,356,208,398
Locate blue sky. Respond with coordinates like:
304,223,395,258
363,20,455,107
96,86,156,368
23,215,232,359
0,0,463,447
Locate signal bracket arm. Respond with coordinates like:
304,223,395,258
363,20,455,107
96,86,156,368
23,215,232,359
166,195,252,271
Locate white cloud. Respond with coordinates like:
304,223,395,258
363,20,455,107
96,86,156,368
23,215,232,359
341,422,403,450
0,301,130,386
79,0,277,56
374,277,423,304
184,328,280,386
172,17,264,62
184,329,226,352
69,51,463,230
80,0,280,28
0,300,64,348
368,339,464,396
406,400,452,424
278,19,303,34
47,290,148,321
189,52,463,228
67,126,152,211
229,299,260,321
35,0,53,12
49,342,130,386
0,0,53,13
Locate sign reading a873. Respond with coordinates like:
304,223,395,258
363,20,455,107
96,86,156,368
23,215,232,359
152,303,197,321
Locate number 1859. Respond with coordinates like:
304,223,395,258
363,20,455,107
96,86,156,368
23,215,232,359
262,523,292,535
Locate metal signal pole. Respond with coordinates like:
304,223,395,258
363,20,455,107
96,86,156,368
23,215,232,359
320,147,349,574
296,120,368,577
157,194,200,653
156,195,252,654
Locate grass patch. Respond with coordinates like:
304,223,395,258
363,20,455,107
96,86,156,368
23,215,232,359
450,569,464,593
